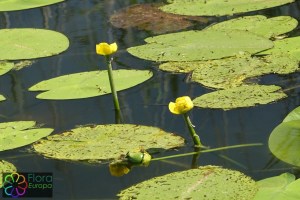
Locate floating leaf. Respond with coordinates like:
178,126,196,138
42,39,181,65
0,62,14,76
160,0,294,16
110,3,209,34
0,160,17,188
207,15,298,38
29,70,153,100
269,120,300,167
0,121,53,152
254,173,300,200
258,37,300,60
0,28,69,60
118,165,257,200
0,0,64,12
33,124,184,162
128,30,273,62
193,85,286,110
0,95,5,101
283,106,300,122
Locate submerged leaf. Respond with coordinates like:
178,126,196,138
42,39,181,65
118,165,257,200
207,15,298,38
0,160,17,188
0,95,5,102
29,70,153,100
269,120,300,167
33,124,184,162
0,0,64,12
0,121,53,152
110,3,209,34
128,30,273,62
160,0,294,16
193,85,286,110
0,29,69,60
254,173,300,200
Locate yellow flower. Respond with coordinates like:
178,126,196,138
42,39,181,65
169,96,194,115
96,42,118,56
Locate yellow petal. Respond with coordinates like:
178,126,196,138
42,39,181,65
169,96,194,115
168,102,181,115
96,42,118,56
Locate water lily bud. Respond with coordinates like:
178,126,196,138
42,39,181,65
169,96,194,115
96,42,118,56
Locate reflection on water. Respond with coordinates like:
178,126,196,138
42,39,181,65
1,0,300,199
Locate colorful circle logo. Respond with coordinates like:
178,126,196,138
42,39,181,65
3,172,28,198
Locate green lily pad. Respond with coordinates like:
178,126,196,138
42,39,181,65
33,124,184,162
254,173,300,200
207,15,298,38
160,0,294,16
269,120,300,167
0,121,53,152
160,54,299,89
118,165,257,200
0,62,14,76
0,0,64,12
258,37,300,60
0,160,17,188
127,30,273,62
193,85,287,110
110,3,209,34
283,106,300,122
29,70,153,100
0,28,69,60
0,94,5,102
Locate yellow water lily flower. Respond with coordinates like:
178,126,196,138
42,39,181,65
169,96,194,115
96,42,118,56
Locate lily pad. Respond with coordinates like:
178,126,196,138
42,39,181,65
0,121,53,152
193,85,286,110
29,70,153,100
269,120,300,167
254,173,300,200
0,94,5,102
160,0,295,16
207,15,298,38
283,106,300,122
0,160,16,188
110,3,209,34
128,30,273,62
33,124,184,162
0,0,64,12
0,62,14,76
0,28,69,60
257,37,300,60
118,165,257,200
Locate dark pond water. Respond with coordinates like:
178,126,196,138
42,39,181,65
1,0,300,199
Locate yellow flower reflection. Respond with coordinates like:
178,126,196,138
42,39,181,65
109,162,130,177
169,96,194,115
96,42,118,56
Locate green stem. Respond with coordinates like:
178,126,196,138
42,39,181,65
151,143,263,161
105,56,121,122
183,113,205,148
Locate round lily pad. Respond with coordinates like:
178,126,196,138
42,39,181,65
0,0,64,12
207,15,298,38
0,160,17,188
193,85,287,110
0,121,53,152
0,28,69,60
160,0,294,16
29,70,153,100
118,165,257,200
269,120,300,167
33,124,184,162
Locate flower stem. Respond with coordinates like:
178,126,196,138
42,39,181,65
105,56,121,122
183,113,205,148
